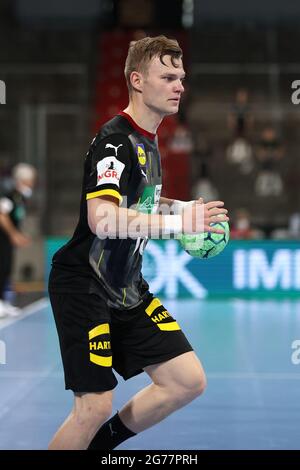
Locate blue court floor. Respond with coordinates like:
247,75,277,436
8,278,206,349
1,298,300,450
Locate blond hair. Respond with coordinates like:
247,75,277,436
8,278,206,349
12,163,36,182
124,35,182,95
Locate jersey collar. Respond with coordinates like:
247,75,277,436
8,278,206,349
119,111,156,141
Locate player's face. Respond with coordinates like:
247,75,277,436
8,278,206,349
142,55,185,116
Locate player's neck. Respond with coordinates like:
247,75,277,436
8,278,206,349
123,102,163,135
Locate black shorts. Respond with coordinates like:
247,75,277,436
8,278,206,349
49,291,193,393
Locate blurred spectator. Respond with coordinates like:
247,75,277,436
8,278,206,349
288,213,300,239
227,88,254,140
227,88,254,174
191,177,219,202
168,123,193,154
0,163,36,318
0,153,14,189
231,208,264,239
129,29,147,47
226,137,253,174
118,0,154,28
193,133,212,177
191,134,218,202
177,80,190,125
270,228,289,239
254,126,284,197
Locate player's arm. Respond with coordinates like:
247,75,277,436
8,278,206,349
159,196,203,214
87,196,229,238
85,134,228,236
0,213,31,247
159,196,175,207
88,197,162,238
159,196,177,214
0,199,30,247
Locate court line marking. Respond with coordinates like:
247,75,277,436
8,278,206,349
1,370,300,380
0,370,63,378
208,372,300,380
0,298,49,331
0,365,59,422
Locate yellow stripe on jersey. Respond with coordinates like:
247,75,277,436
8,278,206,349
86,189,122,203
89,353,112,367
145,298,162,317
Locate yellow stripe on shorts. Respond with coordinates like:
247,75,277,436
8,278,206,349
89,353,112,367
89,323,110,340
145,298,162,317
157,321,181,331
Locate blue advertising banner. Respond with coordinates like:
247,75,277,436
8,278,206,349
45,239,300,299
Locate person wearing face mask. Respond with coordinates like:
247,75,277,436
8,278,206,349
0,163,36,318
231,208,264,240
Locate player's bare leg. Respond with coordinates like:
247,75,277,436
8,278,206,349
48,390,113,450
118,351,206,433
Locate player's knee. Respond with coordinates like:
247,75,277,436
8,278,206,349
174,372,207,405
193,372,207,397
74,402,112,430
73,395,112,430
186,375,206,401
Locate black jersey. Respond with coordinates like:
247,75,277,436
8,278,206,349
49,112,162,309
0,188,26,243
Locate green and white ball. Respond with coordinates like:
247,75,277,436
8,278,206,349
179,221,230,259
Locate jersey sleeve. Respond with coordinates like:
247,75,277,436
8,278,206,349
0,196,14,214
85,134,132,204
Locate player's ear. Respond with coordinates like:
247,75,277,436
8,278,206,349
130,71,143,93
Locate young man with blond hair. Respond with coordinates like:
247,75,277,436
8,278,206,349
48,35,229,450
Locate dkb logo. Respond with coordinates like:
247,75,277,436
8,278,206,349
0,80,6,104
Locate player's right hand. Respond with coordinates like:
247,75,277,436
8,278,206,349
182,199,229,234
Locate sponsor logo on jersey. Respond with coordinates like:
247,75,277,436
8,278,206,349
136,143,146,165
96,156,125,187
140,168,148,181
105,143,123,156
139,195,153,212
